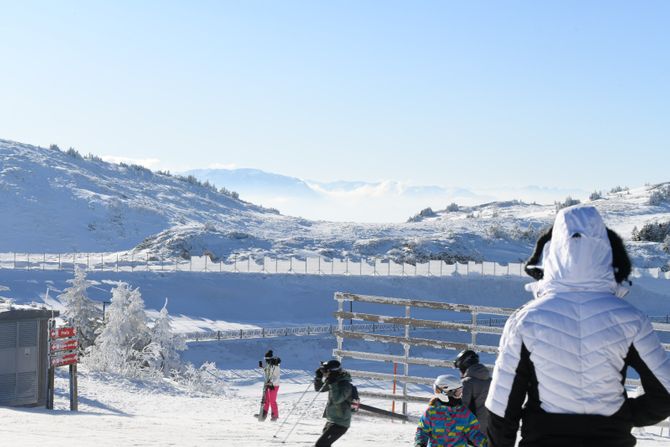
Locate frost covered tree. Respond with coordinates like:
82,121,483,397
58,268,100,349
87,282,151,375
145,299,187,375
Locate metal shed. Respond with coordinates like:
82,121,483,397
0,305,55,407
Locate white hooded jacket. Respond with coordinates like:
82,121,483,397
484,206,670,447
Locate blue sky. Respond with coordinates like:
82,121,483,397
1,1,668,191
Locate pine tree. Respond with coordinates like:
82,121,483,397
88,282,150,374
58,267,100,349
145,299,187,375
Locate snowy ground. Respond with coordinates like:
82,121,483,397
2,271,669,446
1,337,668,447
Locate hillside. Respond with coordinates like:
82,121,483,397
2,138,669,269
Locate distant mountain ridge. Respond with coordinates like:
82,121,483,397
2,138,669,269
181,167,589,223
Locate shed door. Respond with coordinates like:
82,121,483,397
0,320,39,406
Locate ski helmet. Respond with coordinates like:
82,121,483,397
454,350,479,372
321,359,341,372
433,375,462,403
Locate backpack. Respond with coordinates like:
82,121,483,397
350,384,360,412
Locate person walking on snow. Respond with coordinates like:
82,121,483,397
415,374,488,447
259,350,281,421
485,205,670,447
313,359,353,447
454,349,491,433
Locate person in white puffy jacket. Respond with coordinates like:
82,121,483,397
485,205,670,447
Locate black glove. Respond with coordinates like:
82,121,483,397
267,384,275,390
315,368,324,379
258,361,263,368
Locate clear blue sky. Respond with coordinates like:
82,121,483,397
1,1,668,190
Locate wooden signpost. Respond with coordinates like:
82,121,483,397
46,320,79,411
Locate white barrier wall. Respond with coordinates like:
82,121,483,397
0,252,668,280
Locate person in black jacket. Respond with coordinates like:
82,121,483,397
455,349,491,433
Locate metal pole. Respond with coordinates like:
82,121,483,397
281,382,328,444
272,382,314,439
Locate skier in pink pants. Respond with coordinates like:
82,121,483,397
260,350,281,421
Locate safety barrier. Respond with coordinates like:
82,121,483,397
1,252,669,280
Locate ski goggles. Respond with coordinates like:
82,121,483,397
436,385,463,399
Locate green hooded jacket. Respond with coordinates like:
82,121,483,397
314,371,353,428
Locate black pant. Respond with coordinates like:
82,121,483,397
315,422,348,447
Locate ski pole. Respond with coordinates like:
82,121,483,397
281,382,328,444
272,382,313,438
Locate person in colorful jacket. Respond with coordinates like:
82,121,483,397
415,374,488,447
313,359,353,447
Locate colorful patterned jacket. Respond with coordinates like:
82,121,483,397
415,398,488,447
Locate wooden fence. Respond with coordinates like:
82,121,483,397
333,292,670,418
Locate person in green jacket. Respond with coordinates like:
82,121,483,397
313,359,353,447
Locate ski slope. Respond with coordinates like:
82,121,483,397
1,269,669,446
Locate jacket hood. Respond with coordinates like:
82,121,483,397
464,363,491,380
529,205,618,297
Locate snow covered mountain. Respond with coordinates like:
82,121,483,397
2,138,669,268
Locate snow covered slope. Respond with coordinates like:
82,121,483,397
2,138,669,268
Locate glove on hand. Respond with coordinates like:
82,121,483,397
315,368,324,379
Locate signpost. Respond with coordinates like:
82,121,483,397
46,320,78,411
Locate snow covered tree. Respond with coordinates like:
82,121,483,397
87,282,151,375
58,267,100,349
144,299,187,375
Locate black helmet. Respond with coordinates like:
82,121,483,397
454,350,479,371
321,359,342,372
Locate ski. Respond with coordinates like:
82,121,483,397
357,403,408,421
257,382,268,421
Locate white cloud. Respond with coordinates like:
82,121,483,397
101,155,162,169
308,180,408,200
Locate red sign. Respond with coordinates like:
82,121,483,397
50,327,77,339
50,339,78,353
50,352,78,367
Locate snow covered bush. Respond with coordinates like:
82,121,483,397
632,221,670,243
86,282,151,376
446,202,460,212
144,300,187,375
648,184,670,206
177,362,227,395
554,196,581,211
589,190,603,201
58,268,101,349
407,207,436,222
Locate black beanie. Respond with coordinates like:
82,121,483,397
264,350,273,359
